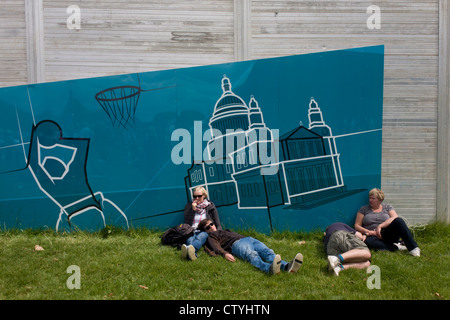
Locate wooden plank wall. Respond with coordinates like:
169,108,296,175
0,0,27,86
0,0,446,225
249,0,440,226
42,0,235,81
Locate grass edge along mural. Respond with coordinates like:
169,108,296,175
0,45,384,233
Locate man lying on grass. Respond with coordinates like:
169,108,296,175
324,222,371,276
198,219,303,275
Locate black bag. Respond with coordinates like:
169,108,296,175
161,224,195,249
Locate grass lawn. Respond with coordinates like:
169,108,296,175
0,223,448,301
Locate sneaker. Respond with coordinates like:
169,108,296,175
181,244,197,261
333,264,344,276
327,255,343,276
181,244,188,259
409,247,421,257
394,242,407,251
327,255,340,271
286,253,303,273
270,254,282,274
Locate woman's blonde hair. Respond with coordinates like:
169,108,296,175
369,188,384,202
193,186,208,199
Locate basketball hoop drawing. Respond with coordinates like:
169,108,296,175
95,85,141,130
95,74,176,130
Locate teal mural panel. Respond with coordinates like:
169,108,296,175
0,46,384,232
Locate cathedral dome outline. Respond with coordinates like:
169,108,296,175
209,75,250,135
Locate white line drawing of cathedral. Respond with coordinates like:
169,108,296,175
185,75,349,211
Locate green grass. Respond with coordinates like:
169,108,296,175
0,223,448,300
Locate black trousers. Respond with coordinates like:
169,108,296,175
365,217,418,251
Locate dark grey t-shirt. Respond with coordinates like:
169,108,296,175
358,204,394,230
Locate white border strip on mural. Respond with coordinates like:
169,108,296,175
333,128,382,139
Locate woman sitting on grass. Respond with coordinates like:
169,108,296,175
181,187,222,261
354,188,420,256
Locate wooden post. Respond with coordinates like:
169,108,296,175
25,0,45,84
437,0,450,223
234,0,251,61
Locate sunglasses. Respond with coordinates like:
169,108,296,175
193,194,203,199
205,223,214,230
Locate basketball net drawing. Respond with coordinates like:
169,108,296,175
95,74,176,130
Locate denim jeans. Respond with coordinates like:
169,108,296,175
231,237,288,273
185,230,209,253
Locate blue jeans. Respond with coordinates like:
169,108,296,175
231,237,288,273
185,230,209,253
